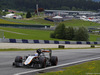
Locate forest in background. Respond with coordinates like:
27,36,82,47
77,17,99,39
0,0,100,12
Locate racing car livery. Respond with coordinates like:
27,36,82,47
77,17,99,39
12,49,58,68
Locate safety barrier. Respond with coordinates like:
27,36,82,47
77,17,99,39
1,38,100,44
0,24,50,29
44,18,54,22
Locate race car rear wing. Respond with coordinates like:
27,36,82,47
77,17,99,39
42,49,52,57
42,49,51,52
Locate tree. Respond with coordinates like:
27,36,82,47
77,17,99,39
50,33,55,38
61,6,70,10
0,11,2,15
2,11,6,16
50,26,89,41
0,0,100,11
35,8,44,13
0,5,2,15
54,23,66,39
65,27,75,40
50,23,66,39
74,27,89,41
26,12,32,18
72,7,77,11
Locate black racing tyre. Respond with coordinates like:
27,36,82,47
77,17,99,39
50,56,58,66
15,56,23,63
39,57,46,68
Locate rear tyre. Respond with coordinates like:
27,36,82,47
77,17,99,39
50,56,58,66
39,57,46,68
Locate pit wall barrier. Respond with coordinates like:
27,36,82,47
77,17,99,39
0,38,100,44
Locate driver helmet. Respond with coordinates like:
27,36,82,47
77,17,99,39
34,53,38,56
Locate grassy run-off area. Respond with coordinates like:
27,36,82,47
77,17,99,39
0,27,57,40
0,19,21,24
0,18,54,25
1,18,100,41
62,19,100,27
0,48,34,51
89,34,100,41
0,47,98,51
0,27,100,41
39,60,100,75
8,18,54,25
1,18,100,27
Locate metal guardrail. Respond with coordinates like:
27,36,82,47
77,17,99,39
0,24,50,29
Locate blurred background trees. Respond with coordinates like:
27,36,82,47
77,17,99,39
51,24,89,41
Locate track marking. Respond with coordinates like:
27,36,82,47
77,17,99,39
14,57,100,75
0,29,28,35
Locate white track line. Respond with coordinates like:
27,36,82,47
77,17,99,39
0,29,28,35
14,57,100,75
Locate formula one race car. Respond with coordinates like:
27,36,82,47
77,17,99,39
12,49,58,68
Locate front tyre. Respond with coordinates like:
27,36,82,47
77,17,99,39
14,56,23,67
39,57,46,68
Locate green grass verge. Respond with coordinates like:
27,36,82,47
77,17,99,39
89,34,100,41
39,60,100,75
1,27,100,41
7,18,54,25
0,18,54,25
1,18,100,27
0,46,100,51
0,48,70,51
0,27,65,41
0,19,21,24
0,48,65,51
61,19,100,27
0,48,34,51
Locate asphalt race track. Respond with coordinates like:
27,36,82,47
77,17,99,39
0,48,100,75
